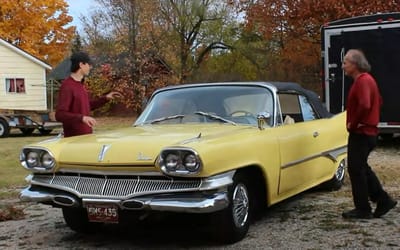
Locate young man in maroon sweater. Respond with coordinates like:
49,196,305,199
55,52,121,137
341,49,397,219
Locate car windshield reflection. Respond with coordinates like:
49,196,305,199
135,85,274,126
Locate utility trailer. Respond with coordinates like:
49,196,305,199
321,12,400,137
0,112,61,138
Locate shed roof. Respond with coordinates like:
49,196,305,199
47,57,71,80
0,38,52,70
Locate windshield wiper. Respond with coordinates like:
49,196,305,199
149,114,185,124
195,111,236,125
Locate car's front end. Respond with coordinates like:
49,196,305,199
18,124,259,215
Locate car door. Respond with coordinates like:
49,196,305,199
275,93,332,196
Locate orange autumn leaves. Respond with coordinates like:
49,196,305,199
0,0,75,66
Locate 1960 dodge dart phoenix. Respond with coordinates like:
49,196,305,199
19,82,347,243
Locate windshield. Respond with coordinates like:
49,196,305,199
135,85,274,126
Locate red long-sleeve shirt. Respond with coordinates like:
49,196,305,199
55,77,108,137
346,73,382,136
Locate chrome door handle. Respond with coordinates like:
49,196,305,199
313,131,319,138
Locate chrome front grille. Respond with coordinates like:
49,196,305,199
31,174,202,199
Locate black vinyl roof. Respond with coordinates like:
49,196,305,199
270,82,332,118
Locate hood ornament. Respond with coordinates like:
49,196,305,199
180,133,202,145
98,145,111,162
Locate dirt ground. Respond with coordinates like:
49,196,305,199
0,140,399,249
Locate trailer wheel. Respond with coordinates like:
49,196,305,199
0,119,10,138
39,128,53,135
20,128,35,136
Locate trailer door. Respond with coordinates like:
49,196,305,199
323,31,348,114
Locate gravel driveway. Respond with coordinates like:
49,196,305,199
1,144,399,249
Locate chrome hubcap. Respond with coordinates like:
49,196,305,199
335,160,346,181
0,124,4,136
232,183,249,227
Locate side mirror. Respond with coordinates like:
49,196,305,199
257,112,271,130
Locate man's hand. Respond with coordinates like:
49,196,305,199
82,116,97,128
106,91,123,100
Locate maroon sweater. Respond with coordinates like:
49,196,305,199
346,73,382,136
55,77,108,137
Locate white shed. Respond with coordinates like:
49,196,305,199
0,38,52,111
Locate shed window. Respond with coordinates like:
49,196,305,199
6,78,25,93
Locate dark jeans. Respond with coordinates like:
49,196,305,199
347,132,389,212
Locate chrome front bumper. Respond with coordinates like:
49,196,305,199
20,188,229,213
20,171,235,214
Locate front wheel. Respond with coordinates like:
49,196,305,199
62,207,102,233
213,172,251,244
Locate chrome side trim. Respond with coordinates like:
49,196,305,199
281,145,347,169
324,145,347,162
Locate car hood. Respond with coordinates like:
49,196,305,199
45,124,255,165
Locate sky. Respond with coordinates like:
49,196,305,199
65,0,98,31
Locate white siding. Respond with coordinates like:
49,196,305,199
0,43,49,111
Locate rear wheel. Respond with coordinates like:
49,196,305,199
0,119,10,138
321,159,346,191
62,207,102,233
213,172,252,244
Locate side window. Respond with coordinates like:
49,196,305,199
299,95,317,121
279,93,302,123
6,78,25,93
279,93,317,123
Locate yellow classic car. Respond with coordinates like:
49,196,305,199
19,82,347,243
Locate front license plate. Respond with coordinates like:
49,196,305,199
86,204,119,223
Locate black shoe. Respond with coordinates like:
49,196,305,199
342,209,373,219
373,199,397,218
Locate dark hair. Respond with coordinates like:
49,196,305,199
347,49,371,72
70,51,92,73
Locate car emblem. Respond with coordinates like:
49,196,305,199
137,152,152,161
98,145,111,162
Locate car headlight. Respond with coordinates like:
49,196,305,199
183,154,200,172
158,148,202,176
20,147,56,172
41,152,56,169
165,153,179,171
26,151,40,168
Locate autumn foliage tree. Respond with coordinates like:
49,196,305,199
0,0,75,66
243,0,400,91
80,0,169,112
79,0,239,112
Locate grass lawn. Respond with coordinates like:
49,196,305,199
0,116,134,192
